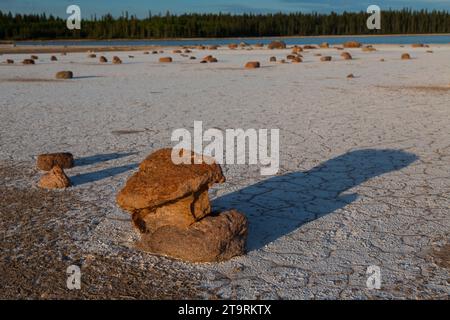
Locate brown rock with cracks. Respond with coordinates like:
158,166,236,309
38,165,71,190
137,210,248,263
37,153,74,171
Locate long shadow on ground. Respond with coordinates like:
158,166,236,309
213,149,418,251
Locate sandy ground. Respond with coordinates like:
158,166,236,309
0,44,449,299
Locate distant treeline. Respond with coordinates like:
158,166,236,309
1,9,450,40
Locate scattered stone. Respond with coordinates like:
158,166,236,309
31,55,38,60
245,61,260,69
128,55,134,58
254,43,264,48
426,50,434,53
190,56,196,60
279,59,286,64
184,49,192,53
292,46,303,53
159,57,173,63
88,54,97,58
173,49,182,54
269,56,276,62
320,42,329,48
208,45,219,50
200,60,207,64
151,51,158,54
341,52,352,60
37,152,74,171
6,59,14,64
362,46,376,52
380,58,385,62
286,54,296,60
314,53,322,56
303,45,317,49
137,209,248,263
202,55,218,63
268,40,286,49
412,43,425,48
320,56,332,62
112,56,122,64
50,56,58,61
143,51,150,54
343,41,362,48
22,59,35,65
228,43,238,49
55,71,73,79
401,53,411,60
291,56,302,63
38,165,71,190
347,73,355,78
99,56,108,63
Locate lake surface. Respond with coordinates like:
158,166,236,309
17,34,450,47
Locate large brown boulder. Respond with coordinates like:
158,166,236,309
38,165,71,190
137,209,248,263
37,153,74,171
55,71,73,79
268,41,286,49
343,41,362,48
117,148,225,233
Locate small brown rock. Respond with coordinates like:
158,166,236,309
269,56,276,62
401,53,411,60
37,153,74,171
320,42,329,48
55,71,73,79
347,73,355,78
268,41,286,49
343,41,362,48
320,56,332,62
50,56,58,61
112,56,122,64
341,52,352,60
88,53,97,58
31,55,38,60
22,59,35,65
412,43,425,48
38,165,71,190
291,56,302,63
159,57,173,63
6,59,14,64
99,56,108,63
245,61,260,69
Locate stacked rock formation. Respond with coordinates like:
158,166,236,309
37,153,74,189
116,148,248,263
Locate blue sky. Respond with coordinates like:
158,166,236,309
1,0,449,17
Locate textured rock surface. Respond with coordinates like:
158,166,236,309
245,61,260,69
38,165,71,189
138,210,248,262
37,153,74,171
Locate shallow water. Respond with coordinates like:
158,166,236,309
17,34,450,47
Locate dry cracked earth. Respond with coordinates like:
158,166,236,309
0,46,449,299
